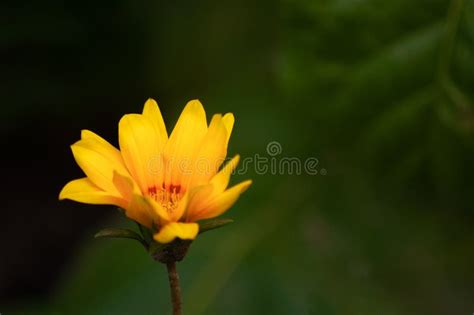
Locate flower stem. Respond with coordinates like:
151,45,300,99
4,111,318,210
166,261,182,315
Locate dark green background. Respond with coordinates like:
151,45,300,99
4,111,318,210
1,0,473,314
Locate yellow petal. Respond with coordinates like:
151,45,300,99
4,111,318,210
170,191,189,222
127,194,155,228
142,98,168,145
187,114,228,188
153,222,199,244
71,139,126,193
59,178,124,206
145,196,172,223
222,113,234,143
187,180,252,221
119,114,164,194
145,192,189,225
79,131,129,174
185,184,214,221
210,155,240,193
163,100,207,190
185,155,240,220
81,129,116,148
112,171,134,201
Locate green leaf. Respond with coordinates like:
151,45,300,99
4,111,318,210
136,223,153,245
94,228,147,249
198,218,234,235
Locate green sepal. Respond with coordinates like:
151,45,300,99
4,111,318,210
148,238,192,264
148,240,167,255
198,218,234,235
147,218,234,263
95,219,234,263
94,228,148,249
137,223,153,245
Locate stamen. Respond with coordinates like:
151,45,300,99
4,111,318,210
148,183,183,214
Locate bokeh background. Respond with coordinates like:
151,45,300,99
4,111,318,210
2,0,474,314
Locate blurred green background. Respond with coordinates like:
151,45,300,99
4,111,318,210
1,0,474,314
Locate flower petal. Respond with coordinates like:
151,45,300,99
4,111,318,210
163,100,207,190
185,184,214,221
187,180,252,221
112,171,154,227
142,98,168,145
153,222,199,244
145,192,190,225
185,155,240,220
187,114,228,188
71,138,127,193
59,178,124,206
210,155,240,193
119,114,164,194
127,194,155,228
81,130,116,149
112,171,135,201
79,130,129,173
170,191,189,222
145,196,172,223
222,113,234,143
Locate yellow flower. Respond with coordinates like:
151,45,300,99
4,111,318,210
59,99,252,243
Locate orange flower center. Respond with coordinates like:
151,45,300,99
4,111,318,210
147,184,184,214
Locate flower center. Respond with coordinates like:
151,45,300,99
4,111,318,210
147,184,183,214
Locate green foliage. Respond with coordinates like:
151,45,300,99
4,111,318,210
198,218,234,234
281,0,474,209
95,228,147,248
94,219,235,264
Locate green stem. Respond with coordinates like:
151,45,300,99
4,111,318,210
166,261,182,315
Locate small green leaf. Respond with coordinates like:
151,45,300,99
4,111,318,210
198,218,234,235
137,223,153,244
94,228,147,248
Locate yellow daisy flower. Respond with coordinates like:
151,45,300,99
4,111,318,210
59,99,252,244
